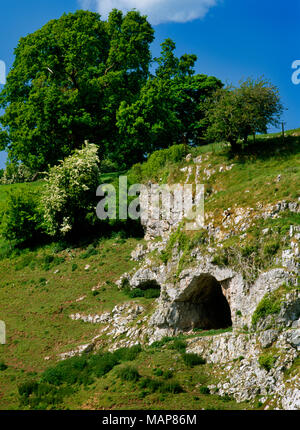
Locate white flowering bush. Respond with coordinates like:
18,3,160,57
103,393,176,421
1,163,35,184
41,143,101,236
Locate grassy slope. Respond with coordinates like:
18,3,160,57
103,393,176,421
172,130,300,215
0,130,299,410
0,235,145,409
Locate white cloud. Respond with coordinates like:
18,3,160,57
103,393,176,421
79,0,219,25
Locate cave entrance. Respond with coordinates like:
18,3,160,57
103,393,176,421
175,274,232,331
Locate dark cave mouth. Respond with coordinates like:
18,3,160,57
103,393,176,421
175,274,232,331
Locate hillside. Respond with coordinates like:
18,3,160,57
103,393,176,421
0,130,299,410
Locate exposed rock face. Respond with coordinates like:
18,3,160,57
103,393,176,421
186,329,300,409
112,179,300,409
124,252,297,338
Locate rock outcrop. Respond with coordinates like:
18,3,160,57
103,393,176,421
112,165,300,409
67,156,300,409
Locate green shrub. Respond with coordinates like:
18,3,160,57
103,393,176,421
150,337,174,348
199,386,210,395
258,354,277,372
42,355,88,386
263,241,280,257
101,158,118,173
241,244,258,257
0,162,35,184
0,361,8,371
42,255,65,271
182,353,206,367
160,226,188,265
212,253,229,266
169,339,187,353
1,189,42,244
153,368,164,377
15,254,34,271
117,366,140,382
127,288,144,298
18,381,74,409
18,345,145,409
219,394,234,402
18,345,143,409
125,287,160,299
52,241,68,253
139,377,161,393
18,380,39,397
113,345,142,362
159,381,183,394
88,352,119,378
252,290,282,327
162,370,173,380
139,377,183,394
129,145,186,182
80,245,98,259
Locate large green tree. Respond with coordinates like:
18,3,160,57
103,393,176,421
116,39,223,165
0,9,154,171
206,77,284,151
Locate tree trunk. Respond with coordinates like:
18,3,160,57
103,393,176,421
229,139,239,152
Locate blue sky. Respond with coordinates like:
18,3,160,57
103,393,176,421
0,0,299,168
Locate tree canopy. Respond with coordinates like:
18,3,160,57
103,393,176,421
0,10,283,170
116,39,223,165
206,77,284,151
0,9,154,171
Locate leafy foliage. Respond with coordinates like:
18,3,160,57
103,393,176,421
117,39,222,165
206,77,283,150
41,143,100,236
18,345,143,409
129,144,187,183
251,289,283,328
1,189,42,244
182,353,206,367
117,366,140,382
0,361,8,371
258,353,277,372
139,377,183,394
0,9,154,171
0,162,36,184
168,339,187,353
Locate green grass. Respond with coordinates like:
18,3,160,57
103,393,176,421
0,234,147,409
284,356,300,379
60,345,252,410
258,353,278,372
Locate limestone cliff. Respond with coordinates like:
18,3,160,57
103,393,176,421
113,153,300,409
